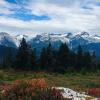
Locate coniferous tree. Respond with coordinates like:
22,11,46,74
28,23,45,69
83,52,92,71
15,38,29,70
2,57,7,69
76,45,83,71
97,60,100,70
68,51,76,71
7,48,13,68
58,43,69,72
91,51,97,70
29,48,37,70
40,47,47,70
46,43,55,71
2,48,13,69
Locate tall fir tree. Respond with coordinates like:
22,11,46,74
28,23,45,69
29,48,37,70
15,38,29,70
91,51,97,70
83,52,92,71
97,60,100,70
2,48,13,69
40,47,47,70
6,48,13,68
58,43,69,72
76,45,83,71
46,43,55,71
68,51,76,71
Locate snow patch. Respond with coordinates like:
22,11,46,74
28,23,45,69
54,87,98,100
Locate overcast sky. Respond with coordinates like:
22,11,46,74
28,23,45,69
0,0,100,35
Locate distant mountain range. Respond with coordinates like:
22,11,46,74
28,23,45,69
0,32,100,57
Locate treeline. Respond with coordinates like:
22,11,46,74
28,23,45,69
1,38,100,73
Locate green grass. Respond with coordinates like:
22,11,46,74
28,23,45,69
0,69,100,92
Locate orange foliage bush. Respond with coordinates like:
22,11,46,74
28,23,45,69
0,78,64,100
30,78,47,88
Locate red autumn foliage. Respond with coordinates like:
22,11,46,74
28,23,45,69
0,78,64,100
88,88,100,97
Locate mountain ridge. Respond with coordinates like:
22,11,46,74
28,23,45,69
0,32,100,57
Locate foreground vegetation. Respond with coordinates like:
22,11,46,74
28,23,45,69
0,70,100,99
0,78,65,100
0,70,100,92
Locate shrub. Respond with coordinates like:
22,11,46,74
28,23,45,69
88,88,100,97
0,78,64,100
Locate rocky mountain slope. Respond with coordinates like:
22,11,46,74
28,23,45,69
0,32,100,57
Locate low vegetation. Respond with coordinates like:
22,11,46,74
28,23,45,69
0,78,65,100
0,70,100,99
88,88,100,97
0,70,100,92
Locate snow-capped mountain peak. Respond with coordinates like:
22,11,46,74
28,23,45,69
0,32,100,47
16,34,28,40
0,32,9,36
0,32,100,57
0,32,17,47
80,32,89,37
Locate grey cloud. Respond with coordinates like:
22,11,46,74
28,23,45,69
0,0,100,35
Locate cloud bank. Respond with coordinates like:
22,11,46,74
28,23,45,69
0,0,100,35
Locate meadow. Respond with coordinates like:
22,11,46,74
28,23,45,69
0,70,100,92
